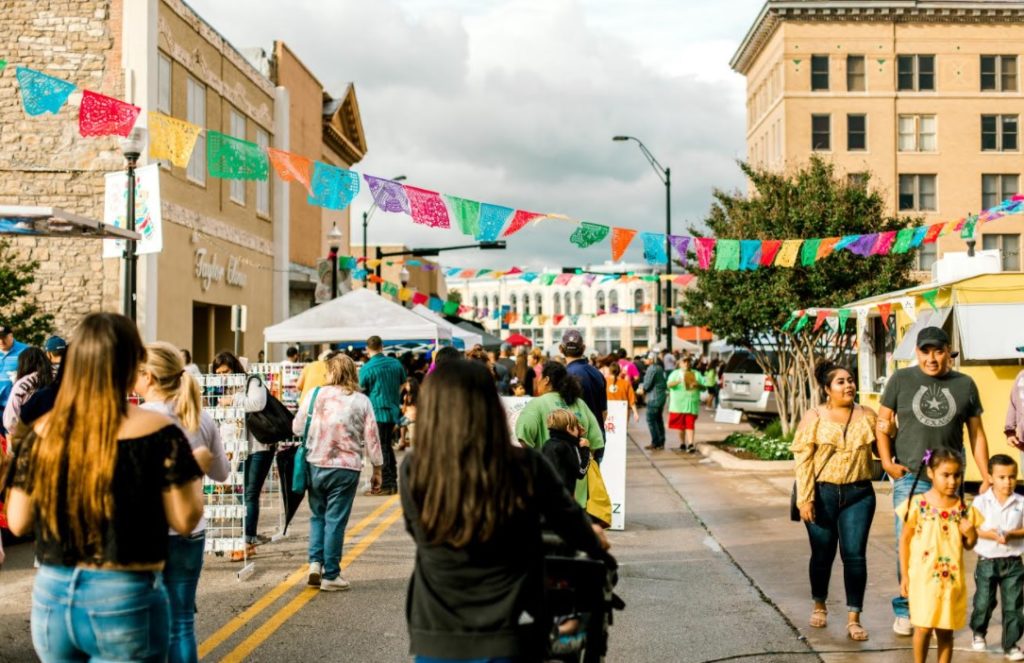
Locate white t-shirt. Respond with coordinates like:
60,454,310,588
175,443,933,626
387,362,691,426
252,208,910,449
973,489,1024,559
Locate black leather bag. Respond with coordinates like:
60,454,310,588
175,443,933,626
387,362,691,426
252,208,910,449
244,377,295,446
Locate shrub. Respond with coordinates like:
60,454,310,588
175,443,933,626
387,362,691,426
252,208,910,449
722,429,794,461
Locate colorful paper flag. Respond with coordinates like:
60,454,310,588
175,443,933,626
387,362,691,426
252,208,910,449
877,302,892,329
502,210,544,237
846,233,879,257
445,196,481,237
443,300,459,315
552,273,572,286
891,228,915,254
794,313,811,333
268,148,313,193
553,314,565,326
521,272,539,283
611,228,638,262
774,240,803,267
399,288,412,302
960,215,979,239
78,90,140,137
668,235,690,265
920,288,939,311
428,296,445,312
910,226,928,249
834,235,860,251
362,174,410,213
404,186,451,229
714,239,740,270
640,232,667,265
872,230,898,255
816,237,840,261
837,309,851,332
569,222,610,248
207,131,269,180
15,67,76,116
800,238,822,266
382,282,399,297
760,239,782,267
476,204,514,242
695,237,717,270
923,223,943,244
307,161,360,210
582,274,598,287
148,112,201,168
812,310,829,332
782,311,800,331
740,240,761,270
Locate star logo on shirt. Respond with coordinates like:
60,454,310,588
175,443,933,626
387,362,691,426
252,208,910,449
926,397,943,410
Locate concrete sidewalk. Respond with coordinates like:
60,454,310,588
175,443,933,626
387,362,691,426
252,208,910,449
636,407,1013,662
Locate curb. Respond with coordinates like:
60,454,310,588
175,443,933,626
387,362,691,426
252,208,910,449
696,442,795,472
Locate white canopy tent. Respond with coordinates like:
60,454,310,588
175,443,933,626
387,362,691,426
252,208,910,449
263,288,452,345
410,305,483,350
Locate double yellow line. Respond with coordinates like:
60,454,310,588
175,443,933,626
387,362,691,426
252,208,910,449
199,495,402,661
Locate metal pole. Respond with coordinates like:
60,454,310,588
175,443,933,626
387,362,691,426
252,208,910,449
664,167,673,353
362,211,368,265
330,246,339,299
123,157,138,322
375,246,382,295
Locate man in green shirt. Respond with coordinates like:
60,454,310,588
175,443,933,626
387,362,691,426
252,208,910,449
667,357,703,453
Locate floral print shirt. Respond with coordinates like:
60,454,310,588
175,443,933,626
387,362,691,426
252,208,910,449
293,386,383,471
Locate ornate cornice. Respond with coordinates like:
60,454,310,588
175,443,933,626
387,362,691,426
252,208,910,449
162,200,275,256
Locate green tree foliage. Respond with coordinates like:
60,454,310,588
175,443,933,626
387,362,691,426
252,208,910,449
681,157,917,432
0,238,55,346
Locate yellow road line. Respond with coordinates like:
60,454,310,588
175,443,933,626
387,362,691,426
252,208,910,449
197,494,400,659
218,504,405,663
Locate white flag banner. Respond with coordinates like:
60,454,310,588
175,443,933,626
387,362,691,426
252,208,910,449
102,163,163,258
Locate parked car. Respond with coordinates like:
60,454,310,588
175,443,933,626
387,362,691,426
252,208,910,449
719,350,778,424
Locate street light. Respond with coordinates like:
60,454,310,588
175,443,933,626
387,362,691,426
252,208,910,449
363,174,407,263
119,126,147,322
327,222,344,300
376,241,506,294
613,135,673,352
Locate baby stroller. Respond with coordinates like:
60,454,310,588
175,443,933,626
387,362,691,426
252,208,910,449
542,532,625,663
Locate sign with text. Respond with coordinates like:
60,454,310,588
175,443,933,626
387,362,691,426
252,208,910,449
102,163,163,258
602,400,628,531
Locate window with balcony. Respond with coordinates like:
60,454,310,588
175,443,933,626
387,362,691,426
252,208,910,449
982,233,1021,271
847,55,865,91
847,114,866,151
898,174,937,211
897,55,935,91
982,174,1019,210
812,114,830,151
981,55,1018,92
811,55,829,91
982,115,1018,151
898,115,936,152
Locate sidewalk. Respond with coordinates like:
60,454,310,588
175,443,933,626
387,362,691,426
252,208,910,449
633,408,1011,662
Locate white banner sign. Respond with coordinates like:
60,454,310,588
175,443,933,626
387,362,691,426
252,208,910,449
602,400,628,531
102,163,163,258
502,396,532,445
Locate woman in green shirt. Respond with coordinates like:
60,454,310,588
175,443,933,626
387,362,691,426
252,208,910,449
667,357,704,453
515,362,604,507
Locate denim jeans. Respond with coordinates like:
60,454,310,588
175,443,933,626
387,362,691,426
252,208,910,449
970,556,1024,651
309,466,360,580
891,471,932,618
244,450,275,541
163,532,206,663
31,565,170,663
378,422,398,491
645,404,666,448
804,480,876,612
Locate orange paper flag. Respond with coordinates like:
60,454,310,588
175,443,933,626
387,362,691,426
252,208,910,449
877,302,892,329
610,228,638,262
816,237,840,261
267,148,313,193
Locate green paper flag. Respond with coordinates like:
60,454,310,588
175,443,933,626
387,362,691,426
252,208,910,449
523,314,534,325
920,288,939,311
800,238,822,266
206,131,269,180
794,313,810,333
382,282,399,297
541,273,557,286
960,215,978,240
443,300,459,315
445,196,481,237
837,309,851,333
569,222,611,248
714,239,741,270
654,305,664,313
782,311,799,331
892,228,915,254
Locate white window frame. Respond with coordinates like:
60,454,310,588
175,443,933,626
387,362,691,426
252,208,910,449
229,109,246,205
186,77,206,185
898,114,937,152
917,242,938,272
981,233,1021,271
898,174,937,212
847,55,866,92
981,174,1019,210
981,55,1018,92
255,127,270,217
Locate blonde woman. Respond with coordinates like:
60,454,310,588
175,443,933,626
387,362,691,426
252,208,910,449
7,313,204,662
293,353,383,591
136,341,229,663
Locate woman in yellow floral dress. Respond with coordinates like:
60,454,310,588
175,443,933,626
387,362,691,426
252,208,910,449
898,448,982,663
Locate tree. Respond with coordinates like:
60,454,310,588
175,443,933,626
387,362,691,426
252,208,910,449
0,237,55,346
681,157,917,434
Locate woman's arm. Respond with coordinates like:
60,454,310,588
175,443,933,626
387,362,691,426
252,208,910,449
790,409,820,519
238,378,268,414
5,487,33,536
200,414,230,482
163,478,204,535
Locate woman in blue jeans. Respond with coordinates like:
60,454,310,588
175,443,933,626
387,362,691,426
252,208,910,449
138,342,230,663
6,313,205,662
791,361,878,642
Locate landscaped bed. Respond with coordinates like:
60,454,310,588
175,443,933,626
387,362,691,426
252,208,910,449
715,420,794,461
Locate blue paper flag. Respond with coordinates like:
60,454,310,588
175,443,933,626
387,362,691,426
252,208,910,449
475,204,514,242
428,296,445,313
835,235,860,251
445,267,462,277
740,240,762,271
640,232,667,265
308,162,360,210
352,268,368,280
910,226,928,249
16,67,76,116
520,272,539,283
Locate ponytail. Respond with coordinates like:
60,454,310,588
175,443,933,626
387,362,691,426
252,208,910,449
143,341,202,433
903,450,930,523
174,370,202,433
542,361,582,406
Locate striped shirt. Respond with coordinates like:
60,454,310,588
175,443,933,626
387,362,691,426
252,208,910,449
358,354,406,424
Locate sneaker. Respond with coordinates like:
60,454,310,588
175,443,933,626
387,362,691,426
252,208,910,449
319,576,351,592
307,562,322,587
1006,646,1024,661
892,616,912,636
972,634,987,651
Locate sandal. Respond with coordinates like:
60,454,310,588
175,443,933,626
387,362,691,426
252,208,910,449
809,608,827,628
847,621,869,641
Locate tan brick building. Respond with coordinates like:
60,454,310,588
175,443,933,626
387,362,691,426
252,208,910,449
731,0,1024,274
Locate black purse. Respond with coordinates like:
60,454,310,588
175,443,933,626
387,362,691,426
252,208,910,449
789,407,854,522
244,376,295,446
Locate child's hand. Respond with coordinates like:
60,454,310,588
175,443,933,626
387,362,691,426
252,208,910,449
900,575,909,598
959,518,976,538
578,438,590,449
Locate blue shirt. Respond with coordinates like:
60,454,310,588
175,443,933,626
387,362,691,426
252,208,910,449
358,354,406,424
0,339,28,411
566,358,608,433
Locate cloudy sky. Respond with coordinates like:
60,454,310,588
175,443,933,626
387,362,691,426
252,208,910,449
187,0,765,271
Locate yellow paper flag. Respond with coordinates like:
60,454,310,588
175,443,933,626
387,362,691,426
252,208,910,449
148,111,201,168
536,314,548,325
366,259,382,269
399,288,412,302
774,239,803,267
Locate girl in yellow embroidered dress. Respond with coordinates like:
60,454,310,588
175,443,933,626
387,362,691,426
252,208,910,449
898,448,982,663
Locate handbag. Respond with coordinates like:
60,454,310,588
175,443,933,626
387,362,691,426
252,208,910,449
244,376,295,445
585,461,613,528
292,387,320,494
789,406,854,522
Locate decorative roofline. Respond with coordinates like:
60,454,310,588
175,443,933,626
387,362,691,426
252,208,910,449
731,1,1024,75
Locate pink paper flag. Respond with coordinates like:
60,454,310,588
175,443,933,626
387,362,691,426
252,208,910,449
404,186,450,229
502,210,545,237
871,230,898,255
412,292,429,306
78,90,140,137
695,238,717,270
554,273,573,286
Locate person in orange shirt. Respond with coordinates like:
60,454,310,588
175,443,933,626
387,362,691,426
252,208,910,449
605,361,639,423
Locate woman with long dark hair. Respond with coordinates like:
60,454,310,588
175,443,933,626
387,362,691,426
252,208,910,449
401,359,610,661
2,346,53,432
7,313,204,662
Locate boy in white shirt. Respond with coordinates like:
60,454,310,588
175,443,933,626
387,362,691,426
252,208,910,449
971,454,1024,660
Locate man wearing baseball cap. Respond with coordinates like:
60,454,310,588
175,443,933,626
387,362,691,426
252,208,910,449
875,325,991,636
562,329,608,458
0,325,28,434
43,335,66,374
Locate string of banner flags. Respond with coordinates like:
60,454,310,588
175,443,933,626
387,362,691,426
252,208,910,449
9,62,1024,271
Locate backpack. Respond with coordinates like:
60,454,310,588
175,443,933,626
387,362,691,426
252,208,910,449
244,376,295,445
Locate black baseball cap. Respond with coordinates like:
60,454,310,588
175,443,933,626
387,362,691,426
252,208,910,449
916,326,950,350
561,329,585,354
0,325,11,337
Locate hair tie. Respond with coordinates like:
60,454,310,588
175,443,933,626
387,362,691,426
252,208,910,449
922,449,933,465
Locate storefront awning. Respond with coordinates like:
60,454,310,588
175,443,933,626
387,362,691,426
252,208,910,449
893,307,952,361
676,325,713,342
0,206,141,240
955,303,1023,360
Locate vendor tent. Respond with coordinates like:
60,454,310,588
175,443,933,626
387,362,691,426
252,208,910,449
454,321,504,351
264,288,451,345
411,305,482,349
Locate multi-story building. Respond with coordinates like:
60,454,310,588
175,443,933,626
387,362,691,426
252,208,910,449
731,0,1024,274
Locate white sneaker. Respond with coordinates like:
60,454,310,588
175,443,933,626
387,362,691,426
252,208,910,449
972,633,987,651
307,562,322,587
1006,646,1024,661
319,576,351,592
892,616,912,636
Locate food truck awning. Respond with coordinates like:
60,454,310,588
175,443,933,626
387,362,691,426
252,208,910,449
0,206,141,240
955,303,1023,360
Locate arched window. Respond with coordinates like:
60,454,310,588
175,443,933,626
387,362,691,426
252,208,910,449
609,290,619,313
563,292,572,316
574,291,583,315
472,296,479,310
522,292,531,315
535,293,543,315
596,291,606,312
554,295,562,315
510,294,518,314
634,289,644,311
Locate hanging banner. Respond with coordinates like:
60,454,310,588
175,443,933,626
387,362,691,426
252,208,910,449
16,66,76,116
148,112,201,168
760,239,782,267
362,174,410,213
872,230,898,255
668,235,690,265
569,222,610,249
554,273,573,286
816,237,840,261
78,90,140,137
812,309,829,332
835,234,860,251
268,148,313,194
714,239,740,270
877,302,893,329
891,228,915,254
640,232,667,265
476,204,514,242
800,238,822,267
405,186,451,229
102,163,163,259
445,196,481,237
502,210,544,237
610,228,638,262
695,237,717,269
920,288,939,311
837,308,851,332
774,239,802,267
923,223,943,244
308,161,360,210
846,233,879,257
739,239,761,271
207,131,269,180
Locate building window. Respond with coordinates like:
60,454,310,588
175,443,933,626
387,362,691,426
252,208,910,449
522,293,531,316
157,52,172,115
848,173,869,188
553,295,561,315
917,242,938,272
534,293,542,316
898,174,937,211
898,115,936,152
186,77,206,185
982,115,1018,151
847,55,866,91
811,55,829,91
229,109,246,204
596,291,606,313
847,114,866,151
563,292,571,316
255,128,270,216
982,233,1021,271
811,114,830,151
897,55,935,91
981,55,1018,92
574,291,583,315
634,289,644,310
609,290,619,313
982,174,1019,209
510,294,518,315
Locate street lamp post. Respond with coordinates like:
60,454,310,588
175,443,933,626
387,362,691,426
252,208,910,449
119,126,147,322
326,222,344,300
613,135,673,352
363,174,407,264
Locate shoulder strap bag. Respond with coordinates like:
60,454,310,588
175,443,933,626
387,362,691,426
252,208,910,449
244,376,295,446
292,387,321,495
789,406,854,522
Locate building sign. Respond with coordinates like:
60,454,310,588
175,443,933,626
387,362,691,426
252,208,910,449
102,163,163,258
194,248,247,291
